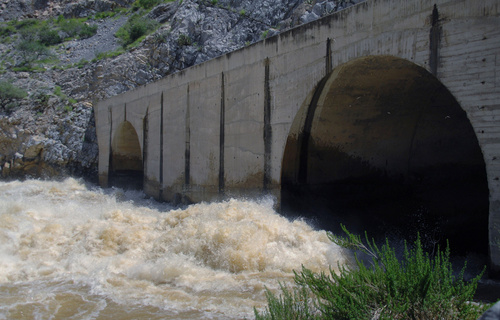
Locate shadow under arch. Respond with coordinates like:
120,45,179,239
109,120,144,190
281,55,489,256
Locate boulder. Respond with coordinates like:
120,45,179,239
479,301,500,320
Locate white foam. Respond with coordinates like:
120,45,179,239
0,178,351,319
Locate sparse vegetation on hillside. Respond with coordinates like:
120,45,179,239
6,16,98,44
133,0,162,9
57,16,98,40
0,15,99,71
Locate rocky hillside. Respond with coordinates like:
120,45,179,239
0,0,363,182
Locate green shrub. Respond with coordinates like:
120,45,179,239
261,29,269,39
255,225,490,320
133,0,161,9
32,91,50,111
177,33,192,46
75,59,89,69
129,22,148,42
93,48,124,62
0,25,15,38
116,14,158,48
93,11,117,20
58,17,97,40
16,39,51,67
18,24,39,42
13,19,39,31
0,81,27,111
53,86,77,109
38,25,62,46
53,86,64,97
58,18,81,38
79,23,98,39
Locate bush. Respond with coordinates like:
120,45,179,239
255,225,490,320
58,17,97,40
93,11,117,20
58,18,82,38
79,23,98,39
116,14,158,48
133,0,161,9
13,19,39,31
261,29,269,39
38,25,62,46
32,91,50,112
18,24,39,42
75,59,89,69
0,25,15,38
177,33,192,46
0,81,27,111
16,39,51,67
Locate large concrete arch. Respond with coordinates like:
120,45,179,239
95,0,500,274
281,56,489,256
109,120,144,189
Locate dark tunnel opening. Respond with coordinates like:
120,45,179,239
280,56,489,257
109,121,144,190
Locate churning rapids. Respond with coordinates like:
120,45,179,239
0,178,352,319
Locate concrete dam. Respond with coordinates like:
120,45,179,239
95,0,500,274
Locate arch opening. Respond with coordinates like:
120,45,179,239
281,56,489,256
110,121,143,190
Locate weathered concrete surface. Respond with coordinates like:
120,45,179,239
95,0,500,274
281,55,489,259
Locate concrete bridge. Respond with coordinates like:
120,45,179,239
95,0,500,274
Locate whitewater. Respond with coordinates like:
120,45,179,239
0,178,352,319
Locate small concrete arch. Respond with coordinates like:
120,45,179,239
110,120,144,189
281,55,489,257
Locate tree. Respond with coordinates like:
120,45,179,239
16,39,51,67
0,81,27,111
38,25,62,46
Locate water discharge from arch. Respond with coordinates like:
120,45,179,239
281,55,489,256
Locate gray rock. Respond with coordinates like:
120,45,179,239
301,11,319,24
63,0,131,18
326,2,337,14
148,2,178,23
312,2,324,16
0,0,32,21
32,0,49,10
479,301,500,320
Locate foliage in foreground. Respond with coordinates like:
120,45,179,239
255,225,490,320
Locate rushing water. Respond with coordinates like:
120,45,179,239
0,178,351,319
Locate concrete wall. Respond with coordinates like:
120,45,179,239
95,0,500,273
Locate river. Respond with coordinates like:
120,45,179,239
0,178,351,319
